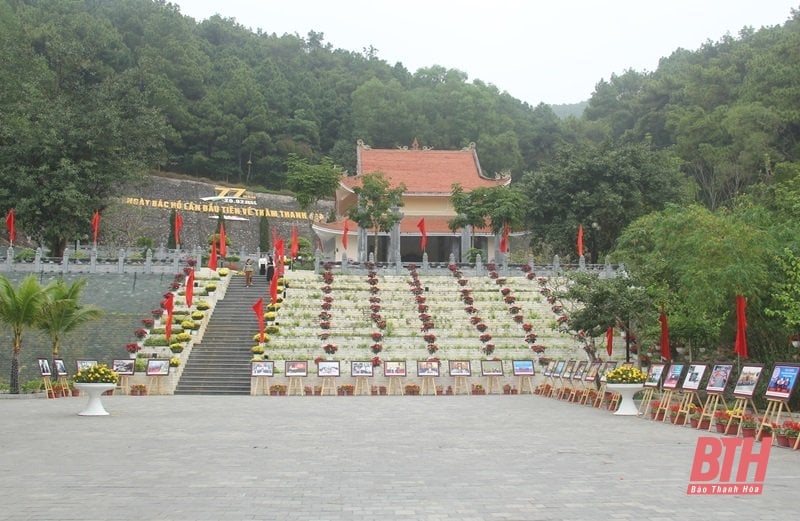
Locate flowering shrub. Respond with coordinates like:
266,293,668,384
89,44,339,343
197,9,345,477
134,328,148,339
522,323,533,332
74,364,119,384
319,311,332,320
125,343,141,354
530,345,546,354
169,357,181,367
196,301,210,311
371,332,384,342
323,343,338,355
321,302,332,310
371,356,382,367
321,285,332,294
500,287,512,296
423,333,436,343
504,295,516,304
370,343,383,354
605,366,647,384
481,344,495,355
142,318,154,328
475,323,488,332
427,344,439,354
526,272,536,280
464,305,477,314
318,332,330,340
479,333,492,342
369,286,380,294
151,308,164,317
418,304,429,313
319,321,331,329
513,314,524,323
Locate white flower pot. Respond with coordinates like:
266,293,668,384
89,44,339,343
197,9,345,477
74,383,116,416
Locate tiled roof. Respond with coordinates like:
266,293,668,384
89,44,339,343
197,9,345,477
315,216,496,235
341,145,509,194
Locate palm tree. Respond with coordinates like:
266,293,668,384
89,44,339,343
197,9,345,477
0,275,49,394
37,278,104,377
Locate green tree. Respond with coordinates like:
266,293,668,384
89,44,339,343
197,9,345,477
0,275,49,394
37,278,104,374
285,154,342,232
346,172,405,261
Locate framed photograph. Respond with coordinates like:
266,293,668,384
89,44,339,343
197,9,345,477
584,361,603,382
481,360,504,377
682,364,706,391
449,360,472,377
251,360,274,377
561,360,576,379
512,360,535,376
384,360,406,377
146,359,170,376
54,359,67,376
543,359,557,377
733,364,764,397
285,360,308,377
764,364,800,401
37,358,52,377
706,363,734,393
552,360,566,378
662,363,685,389
76,359,98,372
572,361,588,381
417,360,440,377
598,361,617,382
318,360,340,377
351,361,374,377
644,363,666,388
112,359,135,376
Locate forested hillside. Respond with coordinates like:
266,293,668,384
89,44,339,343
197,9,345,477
4,1,800,363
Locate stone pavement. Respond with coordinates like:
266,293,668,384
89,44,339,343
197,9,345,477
2,394,799,521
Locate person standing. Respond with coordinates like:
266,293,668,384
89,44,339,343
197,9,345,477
244,258,255,287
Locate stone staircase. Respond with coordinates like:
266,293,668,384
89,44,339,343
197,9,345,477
174,276,266,395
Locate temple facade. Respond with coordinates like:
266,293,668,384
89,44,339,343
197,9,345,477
312,140,511,263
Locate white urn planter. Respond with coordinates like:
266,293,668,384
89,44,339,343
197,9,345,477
74,383,116,416
606,383,644,416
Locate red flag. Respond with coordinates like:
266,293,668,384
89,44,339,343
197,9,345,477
269,266,278,304
734,294,748,359
274,238,285,277
91,210,100,245
163,293,174,342
185,268,194,308
342,221,349,250
174,212,183,248
5,209,14,245
577,225,584,257
276,250,285,279
290,225,298,258
659,308,670,361
499,222,510,253
417,218,427,252
219,221,227,258
605,326,614,356
252,298,265,343
209,237,218,270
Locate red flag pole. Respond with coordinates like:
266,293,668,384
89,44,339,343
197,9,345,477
605,326,614,356
185,268,194,308
252,298,265,343
417,218,427,252
209,238,218,271
163,293,175,342
219,221,227,258
92,210,100,246
659,307,670,361
577,225,584,258
342,221,349,251
175,212,183,249
290,224,298,259
5,209,14,246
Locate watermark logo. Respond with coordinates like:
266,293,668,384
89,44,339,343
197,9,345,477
687,436,770,495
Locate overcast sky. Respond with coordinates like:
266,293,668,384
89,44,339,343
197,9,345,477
172,0,798,106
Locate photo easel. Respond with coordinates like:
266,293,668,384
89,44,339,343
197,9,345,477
485,376,501,395
318,377,335,396
699,392,727,431
354,376,370,396
148,375,166,395
638,387,656,417
117,375,130,395
676,390,700,426
757,398,791,441
593,382,608,408
287,377,304,396
453,376,469,395
40,376,53,397
420,377,436,396
517,376,534,395
250,377,266,395
655,388,676,423
387,376,403,395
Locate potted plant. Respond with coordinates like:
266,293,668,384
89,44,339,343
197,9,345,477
741,414,759,437
503,384,512,395
72,364,119,416
130,383,147,396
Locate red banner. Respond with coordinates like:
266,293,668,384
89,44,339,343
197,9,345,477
252,298,265,343
185,268,194,308
209,237,218,271
342,221,349,250
163,293,174,342
5,209,14,245
577,225,584,257
500,222,509,253
219,221,227,258
606,326,614,356
290,224,298,258
175,212,183,247
417,218,427,252
92,211,100,245
269,265,279,304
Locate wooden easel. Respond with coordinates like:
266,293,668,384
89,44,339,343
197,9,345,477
725,396,757,435
387,377,403,395
638,387,656,417
699,393,727,431
250,377,266,395
319,377,336,396
594,382,608,408
420,377,436,396
676,391,701,426
757,398,791,441
354,377,370,396
453,376,469,395
117,375,130,395
655,389,676,422
287,377,304,396
517,376,534,395
40,376,53,397
148,375,165,395
486,376,501,395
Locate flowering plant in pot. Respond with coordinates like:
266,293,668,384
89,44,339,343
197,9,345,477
481,344,495,356
125,343,141,354
604,366,647,384
370,343,383,354
134,328,148,339
427,344,438,355
323,343,338,355
74,364,119,384
142,318,155,328
170,343,185,353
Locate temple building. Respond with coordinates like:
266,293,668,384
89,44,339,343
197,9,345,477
312,140,512,263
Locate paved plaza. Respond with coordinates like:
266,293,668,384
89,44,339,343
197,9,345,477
2,393,799,520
